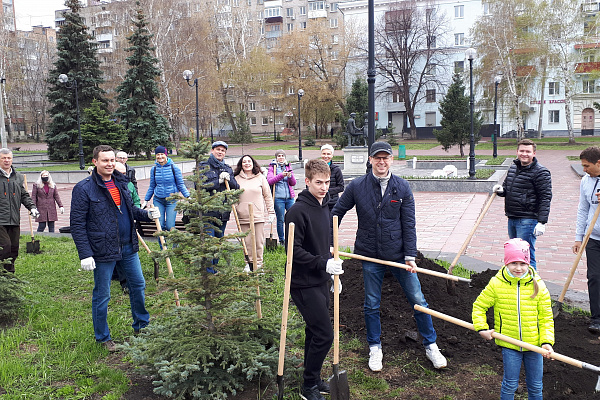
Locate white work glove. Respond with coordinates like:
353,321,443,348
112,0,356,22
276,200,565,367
219,172,230,184
268,214,276,223
533,222,546,236
492,184,504,194
148,207,160,220
141,201,147,209
330,275,342,294
81,256,96,271
326,258,344,275
30,208,40,218
59,207,64,214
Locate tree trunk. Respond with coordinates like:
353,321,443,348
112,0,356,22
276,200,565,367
537,58,547,139
221,87,237,137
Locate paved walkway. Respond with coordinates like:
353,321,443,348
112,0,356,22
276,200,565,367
16,140,590,309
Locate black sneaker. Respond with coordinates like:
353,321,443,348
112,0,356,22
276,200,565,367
589,323,600,334
316,379,330,394
301,384,325,400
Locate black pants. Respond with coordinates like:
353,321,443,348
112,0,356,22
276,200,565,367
290,282,333,387
587,238,600,323
0,225,20,273
37,221,55,232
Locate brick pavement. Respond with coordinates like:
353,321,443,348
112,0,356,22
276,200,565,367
16,141,590,307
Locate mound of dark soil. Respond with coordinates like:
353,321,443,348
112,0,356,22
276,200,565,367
337,253,600,399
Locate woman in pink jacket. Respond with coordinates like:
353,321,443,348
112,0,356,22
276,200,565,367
32,170,64,232
267,149,296,245
234,155,275,271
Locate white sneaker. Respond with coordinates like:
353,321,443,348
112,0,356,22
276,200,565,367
368,345,383,372
243,264,251,273
425,343,447,369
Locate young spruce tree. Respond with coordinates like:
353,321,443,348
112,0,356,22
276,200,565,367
127,140,283,399
80,99,128,163
114,2,171,159
434,73,483,157
46,0,108,161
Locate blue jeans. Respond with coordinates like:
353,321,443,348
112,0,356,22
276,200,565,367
206,220,227,267
507,218,537,270
362,261,437,347
274,198,295,244
92,243,149,342
501,348,543,400
154,197,177,232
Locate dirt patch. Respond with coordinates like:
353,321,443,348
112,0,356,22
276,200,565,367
118,254,600,399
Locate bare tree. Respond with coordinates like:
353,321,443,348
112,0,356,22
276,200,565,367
372,0,450,139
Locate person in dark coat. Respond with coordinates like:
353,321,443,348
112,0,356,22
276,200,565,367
70,145,160,351
0,148,38,273
320,144,344,211
32,170,64,232
493,139,552,270
332,141,446,372
285,158,343,400
116,151,138,192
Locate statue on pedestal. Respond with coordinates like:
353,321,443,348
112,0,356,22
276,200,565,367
344,112,367,147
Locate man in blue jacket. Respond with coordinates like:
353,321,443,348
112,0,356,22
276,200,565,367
332,141,446,372
70,145,160,351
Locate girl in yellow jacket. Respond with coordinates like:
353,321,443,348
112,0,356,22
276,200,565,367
472,238,554,400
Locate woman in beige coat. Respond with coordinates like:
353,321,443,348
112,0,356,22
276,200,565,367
233,155,275,271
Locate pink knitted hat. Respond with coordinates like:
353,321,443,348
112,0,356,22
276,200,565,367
504,238,530,265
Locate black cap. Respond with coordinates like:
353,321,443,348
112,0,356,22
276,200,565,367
370,142,393,157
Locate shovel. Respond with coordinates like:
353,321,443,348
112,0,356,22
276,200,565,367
225,180,253,270
248,203,262,319
553,202,600,318
266,185,278,251
23,175,40,254
338,251,471,284
415,305,600,391
136,230,160,283
446,192,496,295
328,216,350,400
276,222,295,400
151,204,180,307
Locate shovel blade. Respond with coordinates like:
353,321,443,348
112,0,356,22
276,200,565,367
446,279,457,296
276,374,284,400
26,240,40,254
266,236,278,251
552,300,563,319
153,260,160,282
328,366,350,400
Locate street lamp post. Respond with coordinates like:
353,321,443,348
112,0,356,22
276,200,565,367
493,75,502,159
466,48,477,179
0,78,6,149
58,74,84,170
297,89,304,161
183,70,200,142
271,106,280,142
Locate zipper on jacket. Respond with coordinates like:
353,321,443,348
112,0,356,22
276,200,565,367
517,281,523,351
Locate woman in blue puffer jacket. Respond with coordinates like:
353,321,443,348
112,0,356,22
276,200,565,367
143,146,190,231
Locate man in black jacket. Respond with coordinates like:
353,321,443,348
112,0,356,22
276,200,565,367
285,159,343,400
493,139,552,270
115,151,138,192
320,144,344,211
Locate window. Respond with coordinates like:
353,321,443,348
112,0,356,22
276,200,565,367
548,82,560,95
426,89,436,102
425,112,436,127
265,7,281,17
287,23,293,32
286,7,293,17
583,50,595,63
330,18,338,28
549,110,560,123
392,90,404,103
583,79,596,93
288,86,295,94
248,0,251,5
425,64,436,76
309,1,324,11
250,117,257,125
584,17,597,36
232,0,240,6
262,117,269,125
427,35,436,48
331,3,338,12
454,60,464,73
249,102,256,111
483,2,490,15
330,50,338,60
299,6,306,15
300,21,307,29
455,5,464,18
332,34,339,44
454,33,464,46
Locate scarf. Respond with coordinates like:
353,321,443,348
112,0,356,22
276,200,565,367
209,153,228,170
0,167,11,178
374,170,391,197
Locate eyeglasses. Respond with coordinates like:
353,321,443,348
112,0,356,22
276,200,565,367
116,157,127,160
372,155,392,162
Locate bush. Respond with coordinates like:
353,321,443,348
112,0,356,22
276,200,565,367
304,137,316,147
333,133,348,149
0,270,27,322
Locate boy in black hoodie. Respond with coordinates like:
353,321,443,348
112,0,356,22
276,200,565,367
285,159,344,400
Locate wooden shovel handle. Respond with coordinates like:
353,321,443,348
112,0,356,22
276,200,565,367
150,203,180,307
23,174,35,240
225,180,250,257
333,216,341,365
557,202,600,303
448,192,497,274
248,203,262,319
277,223,295,376
136,231,152,254
414,305,589,370
338,251,471,283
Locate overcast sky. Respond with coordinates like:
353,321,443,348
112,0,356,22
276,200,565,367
14,0,67,31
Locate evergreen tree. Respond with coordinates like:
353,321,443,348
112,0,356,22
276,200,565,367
46,0,108,161
80,99,128,163
346,77,368,118
434,73,483,157
114,2,171,159
126,140,286,399
0,271,26,322
228,111,253,144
